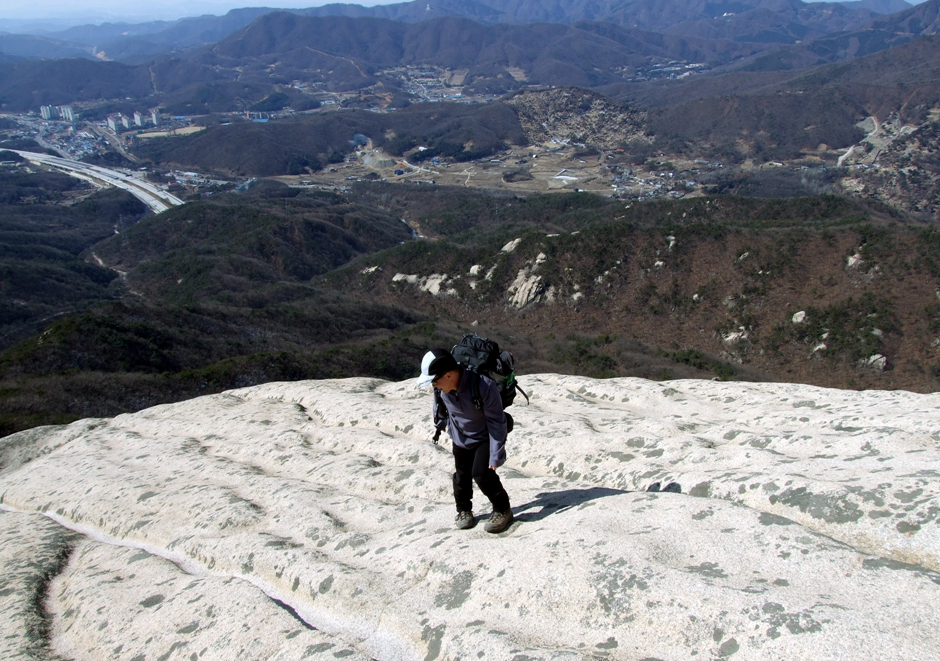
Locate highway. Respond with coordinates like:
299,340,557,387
12,151,184,214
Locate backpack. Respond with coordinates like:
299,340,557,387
432,334,529,444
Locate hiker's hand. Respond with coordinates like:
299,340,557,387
489,465,497,471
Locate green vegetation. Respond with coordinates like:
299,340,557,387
650,90,866,163
0,172,149,349
250,92,291,112
914,228,940,278
1,175,936,436
544,334,754,382
665,349,736,380
93,183,414,302
134,102,526,177
0,177,429,435
769,294,899,363
549,334,618,378
0,334,433,437
5,0,940,436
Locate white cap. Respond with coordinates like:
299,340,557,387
416,349,459,388
416,350,436,388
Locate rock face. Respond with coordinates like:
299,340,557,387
508,253,549,308
2,375,940,660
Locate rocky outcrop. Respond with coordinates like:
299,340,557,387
393,272,457,296
507,252,548,308
2,376,940,660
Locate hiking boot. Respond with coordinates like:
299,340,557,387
484,509,514,534
455,510,475,529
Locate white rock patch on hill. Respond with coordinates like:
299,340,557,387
1,376,940,660
392,273,455,296
508,253,549,308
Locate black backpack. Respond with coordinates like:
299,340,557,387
432,334,529,444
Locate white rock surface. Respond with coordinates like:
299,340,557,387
507,271,543,308
392,274,454,297
507,254,548,309
500,238,522,253
2,375,940,661
419,274,451,296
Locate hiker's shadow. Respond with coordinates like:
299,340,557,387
513,487,630,523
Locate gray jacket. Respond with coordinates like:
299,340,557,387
433,368,507,468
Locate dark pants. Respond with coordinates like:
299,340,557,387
452,442,510,513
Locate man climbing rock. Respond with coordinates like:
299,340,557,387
418,348,514,534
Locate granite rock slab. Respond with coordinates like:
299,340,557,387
1,375,939,660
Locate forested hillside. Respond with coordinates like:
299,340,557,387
4,0,940,438
3,173,939,436
135,103,527,175
0,172,148,349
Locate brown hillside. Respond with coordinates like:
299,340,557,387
331,191,940,393
506,88,647,150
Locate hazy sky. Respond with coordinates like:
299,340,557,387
1,0,400,23
1,0,927,25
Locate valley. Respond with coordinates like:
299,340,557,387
2,167,939,439
274,139,707,199
7,7,940,661
3,0,940,437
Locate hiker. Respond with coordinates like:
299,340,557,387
418,348,514,534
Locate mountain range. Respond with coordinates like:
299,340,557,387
5,0,940,435
4,169,940,435
0,0,937,136
5,4,940,658
1,0,938,170
0,0,936,112
0,0,926,65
